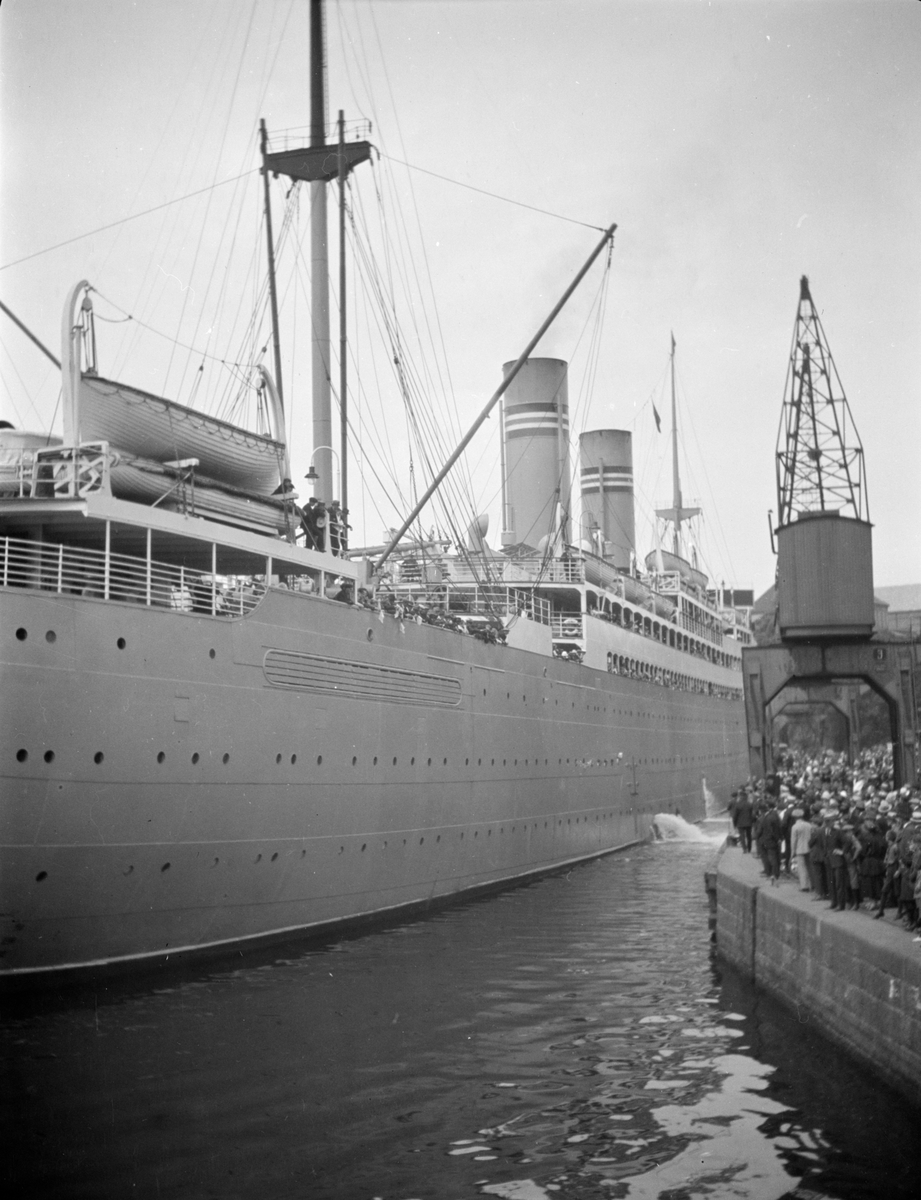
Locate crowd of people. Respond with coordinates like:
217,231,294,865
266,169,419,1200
728,746,921,934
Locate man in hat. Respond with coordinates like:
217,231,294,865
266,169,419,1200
758,798,783,885
734,788,754,854
790,807,814,891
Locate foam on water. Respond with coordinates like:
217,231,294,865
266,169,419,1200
651,813,727,844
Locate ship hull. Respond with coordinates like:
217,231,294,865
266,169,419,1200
1,585,747,978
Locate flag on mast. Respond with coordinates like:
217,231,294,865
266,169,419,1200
652,403,662,433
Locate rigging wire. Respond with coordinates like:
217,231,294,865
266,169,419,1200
0,170,259,274
377,153,606,234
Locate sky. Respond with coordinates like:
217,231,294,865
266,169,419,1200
1,0,918,594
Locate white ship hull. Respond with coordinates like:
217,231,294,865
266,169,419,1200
1,582,746,978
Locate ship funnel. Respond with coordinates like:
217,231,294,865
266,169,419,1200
501,358,570,550
579,430,635,570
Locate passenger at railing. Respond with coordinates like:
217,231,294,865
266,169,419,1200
170,581,193,612
292,574,316,594
327,502,349,557
300,497,326,552
191,576,214,614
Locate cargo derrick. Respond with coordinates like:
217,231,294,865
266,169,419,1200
742,277,919,784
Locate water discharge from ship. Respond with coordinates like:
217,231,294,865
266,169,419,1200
651,813,728,844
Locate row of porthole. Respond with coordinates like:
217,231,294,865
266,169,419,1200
15,628,220,661
13,748,730,768
29,815,619,882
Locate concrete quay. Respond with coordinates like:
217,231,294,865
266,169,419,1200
712,847,921,1106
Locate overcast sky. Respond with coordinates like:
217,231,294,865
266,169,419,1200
2,0,918,593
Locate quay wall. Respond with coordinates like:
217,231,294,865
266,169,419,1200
714,850,921,1107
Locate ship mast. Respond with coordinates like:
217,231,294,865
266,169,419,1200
309,0,332,506
655,334,699,558
260,0,371,522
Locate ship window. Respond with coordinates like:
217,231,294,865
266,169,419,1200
192,753,200,764
222,753,230,764
161,862,170,872
16,749,28,762
157,751,165,763
317,755,323,765
373,756,378,766
36,871,48,882
117,637,126,650
46,631,56,644
291,754,297,764
15,628,26,641
276,753,283,764
427,757,432,766
352,756,357,766
393,757,398,766
271,852,279,861
94,751,104,764
209,649,216,659
44,750,54,763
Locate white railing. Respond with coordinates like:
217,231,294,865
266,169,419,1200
0,536,265,617
391,583,551,626
551,611,583,639
443,554,585,586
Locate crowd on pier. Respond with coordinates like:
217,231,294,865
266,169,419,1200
729,746,921,933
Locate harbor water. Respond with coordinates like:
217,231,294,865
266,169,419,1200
2,822,918,1199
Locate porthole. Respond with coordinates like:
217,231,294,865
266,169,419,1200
35,871,47,882
117,637,126,650
411,757,415,765
16,749,28,763
276,753,282,764
373,756,378,766
427,758,432,767
157,751,165,764
317,755,323,765
361,844,367,852
191,752,200,764
45,630,56,644
436,835,441,842
420,837,424,845
271,852,279,862
491,758,495,766
94,751,104,764
15,628,27,641
392,757,397,766
43,750,55,764
222,753,230,764
352,756,357,766
161,862,171,872
465,757,469,766
291,754,297,765
209,648,216,659
366,628,374,642
443,757,447,766
477,758,482,766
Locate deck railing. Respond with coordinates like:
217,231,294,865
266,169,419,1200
391,583,551,626
0,536,265,617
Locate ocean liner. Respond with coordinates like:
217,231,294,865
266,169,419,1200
0,4,750,979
